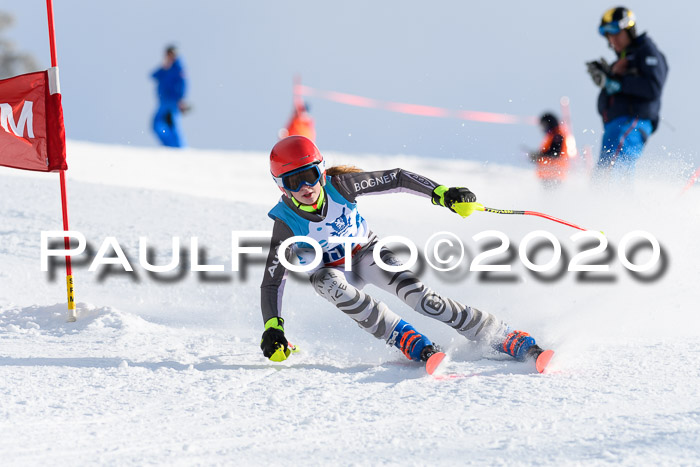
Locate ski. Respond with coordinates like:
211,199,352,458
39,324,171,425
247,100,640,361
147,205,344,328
525,344,555,373
534,349,554,373
427,347,554,379
425,351,446,375
427,353,476,380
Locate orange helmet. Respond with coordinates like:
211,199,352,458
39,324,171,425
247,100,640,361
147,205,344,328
270,136,326,195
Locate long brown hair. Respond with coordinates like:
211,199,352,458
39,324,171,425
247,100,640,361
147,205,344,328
326,164,363,176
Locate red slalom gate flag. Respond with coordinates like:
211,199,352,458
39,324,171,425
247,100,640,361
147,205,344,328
0,68,67,172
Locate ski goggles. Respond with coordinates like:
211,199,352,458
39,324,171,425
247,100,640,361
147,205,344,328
599,23,622,36
274,162,324,192
599,15,634,36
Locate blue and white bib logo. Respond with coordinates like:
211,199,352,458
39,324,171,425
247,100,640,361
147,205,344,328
325,207,352,237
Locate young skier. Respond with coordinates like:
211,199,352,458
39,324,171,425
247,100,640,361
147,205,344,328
260,135,549,370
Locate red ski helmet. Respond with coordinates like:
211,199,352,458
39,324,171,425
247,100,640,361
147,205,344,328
270,136,326,196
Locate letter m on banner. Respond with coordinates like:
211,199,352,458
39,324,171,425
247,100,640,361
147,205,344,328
0,69,67,172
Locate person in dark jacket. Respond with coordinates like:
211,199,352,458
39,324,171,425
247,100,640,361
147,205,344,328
151,45,188,148
586,7,668,183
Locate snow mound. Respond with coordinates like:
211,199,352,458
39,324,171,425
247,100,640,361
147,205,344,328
0,302,156,337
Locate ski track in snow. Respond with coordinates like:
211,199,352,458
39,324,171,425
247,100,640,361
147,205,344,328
1,140,699,466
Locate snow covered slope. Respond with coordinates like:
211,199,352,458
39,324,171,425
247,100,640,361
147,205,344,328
1,140,698,465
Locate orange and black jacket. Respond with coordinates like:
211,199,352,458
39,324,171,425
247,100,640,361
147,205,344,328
540,128,566,159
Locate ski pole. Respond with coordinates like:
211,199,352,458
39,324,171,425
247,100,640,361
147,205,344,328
453,202,591,231
681,166,700,194
269,343,300,362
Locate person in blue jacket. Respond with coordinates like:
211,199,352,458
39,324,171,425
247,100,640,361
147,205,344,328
151,45,188,148
586,7,668,183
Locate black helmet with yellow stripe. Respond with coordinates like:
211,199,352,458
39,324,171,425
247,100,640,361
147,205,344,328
599,7,637,39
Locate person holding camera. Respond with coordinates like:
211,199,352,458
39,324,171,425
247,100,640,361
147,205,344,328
586,7,668,184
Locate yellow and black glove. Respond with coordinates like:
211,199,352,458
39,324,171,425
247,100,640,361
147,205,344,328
260,317,290,362
432,185,478,218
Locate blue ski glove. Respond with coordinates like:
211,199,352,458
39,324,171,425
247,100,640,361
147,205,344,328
432,185,477,217
604,78,621,95
260,317,289,361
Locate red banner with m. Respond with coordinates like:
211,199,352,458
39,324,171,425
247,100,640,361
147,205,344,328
0,0,76,321
0,69,67,172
